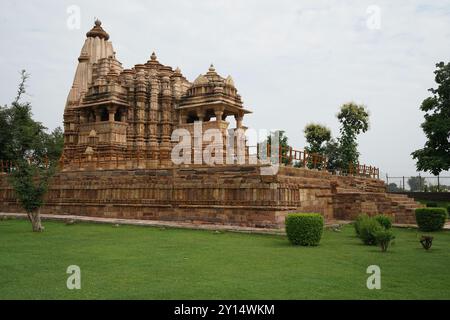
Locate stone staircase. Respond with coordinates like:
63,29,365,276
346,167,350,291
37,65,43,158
332,188,423,224
385,193,424,224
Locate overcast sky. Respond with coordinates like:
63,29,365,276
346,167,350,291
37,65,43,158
1,0,449,178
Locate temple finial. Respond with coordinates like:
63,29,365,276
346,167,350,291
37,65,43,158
86,18,109,40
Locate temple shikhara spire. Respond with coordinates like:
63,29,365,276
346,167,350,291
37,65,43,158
62,20,251,169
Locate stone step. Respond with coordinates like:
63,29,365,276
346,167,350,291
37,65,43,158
391,201,420,208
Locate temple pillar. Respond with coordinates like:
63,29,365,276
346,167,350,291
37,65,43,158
79,112,87,124
120,110,127,122
197,109,205,122
179,111,190,125
134,69,147,155
235,115,243,128
214,107,224,122
160,75,172,167
95,109,102,123
148,71,160,167
108,106,117,122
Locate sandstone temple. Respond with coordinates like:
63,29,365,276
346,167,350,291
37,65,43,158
0,21,421,227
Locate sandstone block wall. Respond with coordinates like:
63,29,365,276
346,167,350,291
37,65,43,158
0,165,420,227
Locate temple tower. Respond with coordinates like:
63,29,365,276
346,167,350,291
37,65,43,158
61,21,250,170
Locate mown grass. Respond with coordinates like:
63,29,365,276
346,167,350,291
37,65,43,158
0,219,449,300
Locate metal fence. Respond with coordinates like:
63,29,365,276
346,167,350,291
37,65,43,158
383,174,450,192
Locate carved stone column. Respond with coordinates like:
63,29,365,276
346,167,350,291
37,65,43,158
108,105,117,122
95,108,102,123
235,114,243,128
160,74,172,166
197,109,205,122
214,107,224,123
134,68,147,155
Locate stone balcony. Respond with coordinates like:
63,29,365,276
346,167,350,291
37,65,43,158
79,121,128,145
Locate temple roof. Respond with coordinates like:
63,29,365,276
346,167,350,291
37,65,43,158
86,20,110,41
191,64,236,89
180,64,251,116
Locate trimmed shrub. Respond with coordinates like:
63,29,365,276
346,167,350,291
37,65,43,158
354,214,369,236
420,235,433,250
285,213,324,246
359,217,383,245
426,202,438,208
374,214,392,229
415,208,448,232
374,229,395,252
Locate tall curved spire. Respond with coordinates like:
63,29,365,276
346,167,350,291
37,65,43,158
65,19,115,109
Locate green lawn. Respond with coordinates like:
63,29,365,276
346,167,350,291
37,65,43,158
0,219,449,300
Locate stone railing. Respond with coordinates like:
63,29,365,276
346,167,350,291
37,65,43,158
252,144,379,180
1,144,379,180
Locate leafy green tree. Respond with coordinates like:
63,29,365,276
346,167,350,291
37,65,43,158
36,126,64,163
412,62,450,176
324,138,340,172
0,106,12,160
10,160,56,232
387,183,402,192
407,176,426,192
337,102,370,169
304,123,331,154
303,124,331,169
264,130,291,165
4,71,62,232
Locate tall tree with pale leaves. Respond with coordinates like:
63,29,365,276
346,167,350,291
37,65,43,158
412,61,450,176
336,102,370,168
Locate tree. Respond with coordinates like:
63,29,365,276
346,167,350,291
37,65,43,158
323,138,340,172
303,123,331,169
0,105,13,161
407,176,426,192
5,71,62,232
10,160,55,232
387,183,402,192
337,102,370,169
304,123,331,154
412,62,450,176
264,130,291,165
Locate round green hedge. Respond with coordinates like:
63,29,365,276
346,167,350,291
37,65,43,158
354,213,369,236
374,214,392,229
415,208,448,232
359,217,383,245
285,213,324,246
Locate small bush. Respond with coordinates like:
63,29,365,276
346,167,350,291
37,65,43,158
285,213,324,246
426,202,438,208
359,217,383,245
354,214,369,236
415,208,448,232
447,205,450,215
374,214,392,229
420,235,433,250
374,229,395,252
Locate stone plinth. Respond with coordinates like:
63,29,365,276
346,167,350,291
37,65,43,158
0,165,420,227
